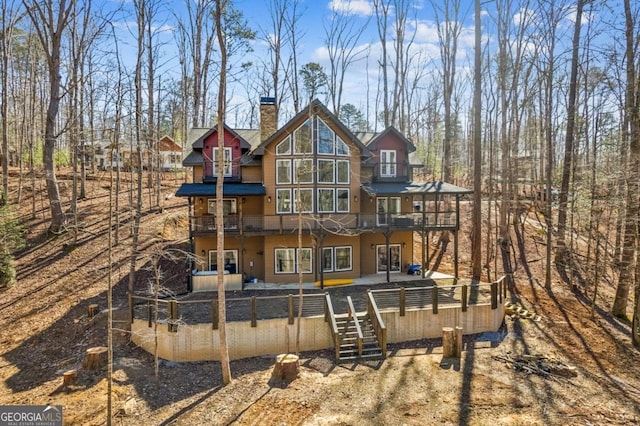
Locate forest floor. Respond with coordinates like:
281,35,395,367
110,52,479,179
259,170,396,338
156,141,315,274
1,169,640,425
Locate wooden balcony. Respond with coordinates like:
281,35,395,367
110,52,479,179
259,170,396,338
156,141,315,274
372,161,410,182
190,211,458,235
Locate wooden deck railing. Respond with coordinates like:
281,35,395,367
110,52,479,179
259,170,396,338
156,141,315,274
346,296,364,357
366,290,387,357
324,293,341,360
190,210,458,235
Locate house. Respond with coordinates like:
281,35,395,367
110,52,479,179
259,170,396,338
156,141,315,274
156,135,184,171
176,98,471,290
95,135,183,172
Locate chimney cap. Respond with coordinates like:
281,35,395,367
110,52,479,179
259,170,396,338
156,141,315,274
260,96,276,105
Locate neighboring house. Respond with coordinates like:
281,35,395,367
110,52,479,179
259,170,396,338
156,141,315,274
176,98,471,290
157,135,184,171
95,136,183,172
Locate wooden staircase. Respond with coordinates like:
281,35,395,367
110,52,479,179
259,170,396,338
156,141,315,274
326,295,385,361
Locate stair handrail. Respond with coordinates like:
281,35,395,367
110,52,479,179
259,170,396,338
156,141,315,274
346,296,364,356
324,293,341,360
366,290,387,357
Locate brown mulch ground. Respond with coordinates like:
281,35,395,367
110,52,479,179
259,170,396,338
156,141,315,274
1,169,640,425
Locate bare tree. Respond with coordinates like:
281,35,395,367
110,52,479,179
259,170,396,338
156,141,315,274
0,1,23,205
323,5,369,116
23,0,74,234
613,0,640,322
214,0,232,385
471,0,482,280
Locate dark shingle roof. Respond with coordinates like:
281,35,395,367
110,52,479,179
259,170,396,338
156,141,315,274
175,183,266,197
362,181,472,196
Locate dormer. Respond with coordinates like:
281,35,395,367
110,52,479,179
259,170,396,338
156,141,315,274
364,126,417,183
187,125,252,183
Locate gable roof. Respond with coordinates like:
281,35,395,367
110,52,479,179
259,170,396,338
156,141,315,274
365,126,417,153
157,135,182,152
252,99,370,157
190,125,252,150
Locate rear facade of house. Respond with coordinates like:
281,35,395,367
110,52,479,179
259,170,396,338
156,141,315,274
176,98,470,289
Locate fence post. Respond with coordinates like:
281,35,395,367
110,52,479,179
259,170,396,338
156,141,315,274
432,286,438,314
169,300,178,332
288,294,294,325
400,287,406,317
251,296,257,327
211,299,219,330
491,281,498,309
461,285,468,312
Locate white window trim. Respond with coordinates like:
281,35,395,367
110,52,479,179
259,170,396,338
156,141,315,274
322,247,334,272
380,149,397,177
336,159,350,184
208,249,238,273
336,136,350,156
318,159,335,184
317,117,335,155
336,188,350,213
274,247,312,274
276,188,292,214
276,136,291,155
293,120,313,155
207,198,237,215
274,248,296,274
317,188,335,213
334,246,353,271
212,147,232,177
293,159,313,184
293,188,314,213
276,159,292,184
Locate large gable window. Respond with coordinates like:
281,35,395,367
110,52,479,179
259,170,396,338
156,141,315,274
317,118,334,154
336,160,349,184
294,119,312,154
293,188,313,213
276,189,291,213
337,189,349,212
336,136,350,156
276,136,291,155
318,159,334,183
293,159,313,183
276,159,291,184
318,188,335,213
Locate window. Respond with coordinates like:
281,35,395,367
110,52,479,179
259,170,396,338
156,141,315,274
376,244,401,273
318,188,335,213
293,188,313,213
293,159,313,183
317,118,334,154
298,248,312,273
208,250,238,273
376,197,400,226
212,147,232,176
276,189,292,213
275,248,312,273
380,150,397,177
335,246,352,271
336,189,349,212
294,119,312,154
276,159,291,184
336,160,350,184
322,247,333,272
318,159,334,183
336,136,350,156
207,198,238,229
275,248,295,273
276,136,291,155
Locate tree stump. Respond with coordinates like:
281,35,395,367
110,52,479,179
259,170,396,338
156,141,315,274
88,304,99,318
442,327,455,358
82,346,108,370
273,353,299,381
62,369,77,387
443,326,463,358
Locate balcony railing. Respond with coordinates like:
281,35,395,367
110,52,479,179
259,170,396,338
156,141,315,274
373,161,410,182
190,211,457,234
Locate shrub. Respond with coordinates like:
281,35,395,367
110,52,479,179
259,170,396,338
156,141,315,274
0,204,25,289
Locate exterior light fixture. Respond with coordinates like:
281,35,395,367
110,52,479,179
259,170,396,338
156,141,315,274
268,196,272,203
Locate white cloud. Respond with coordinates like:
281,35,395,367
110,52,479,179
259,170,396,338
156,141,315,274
328,0,374,17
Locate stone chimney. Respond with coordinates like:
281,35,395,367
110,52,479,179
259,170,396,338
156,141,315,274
260,96,277,142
